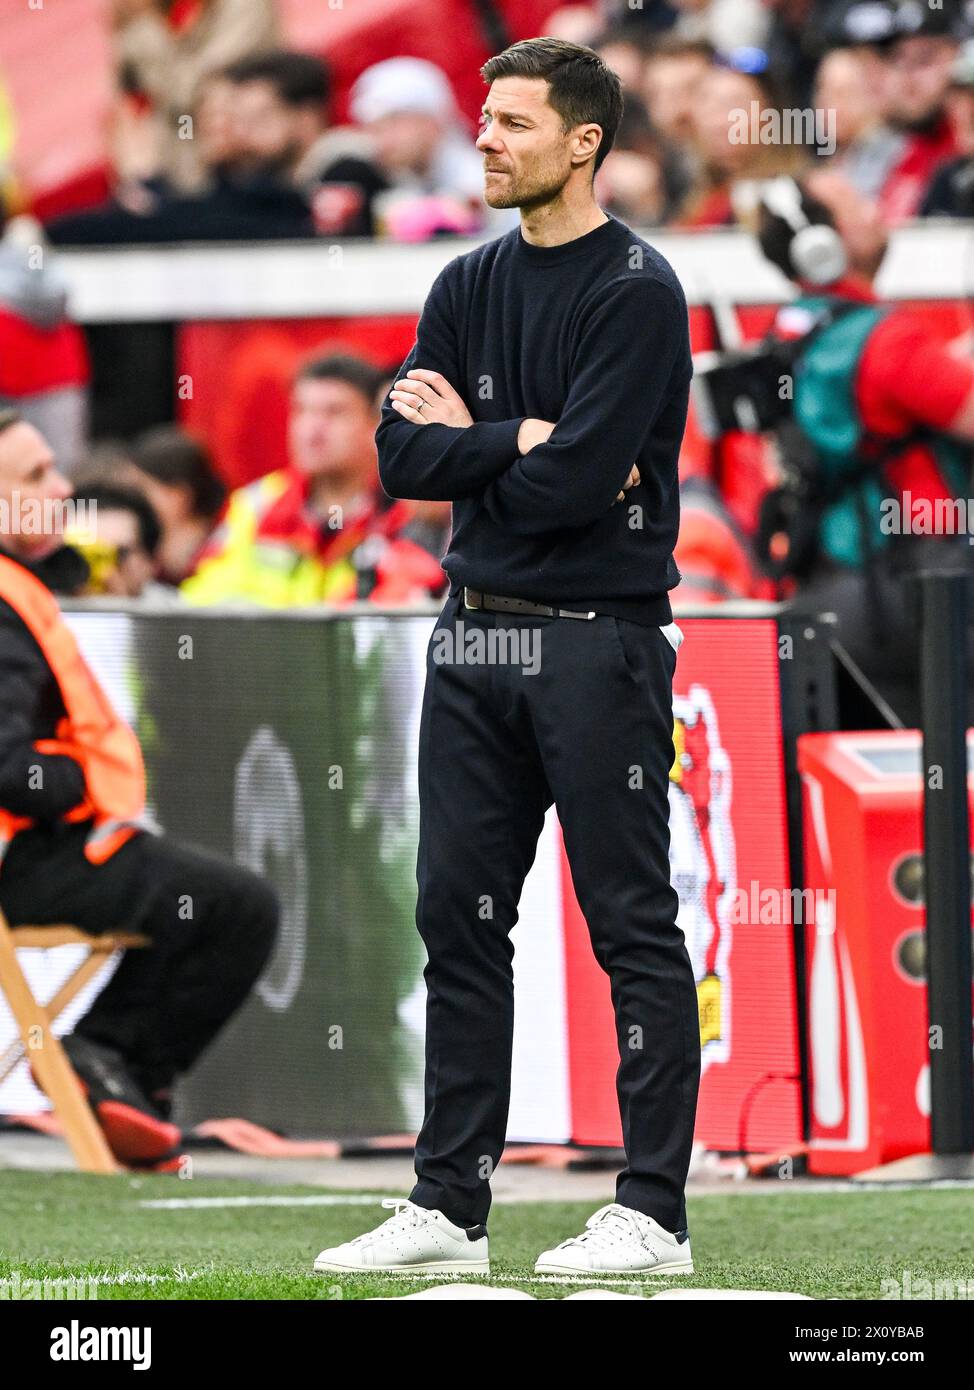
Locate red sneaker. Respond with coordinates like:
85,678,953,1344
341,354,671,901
35,1035,181,1165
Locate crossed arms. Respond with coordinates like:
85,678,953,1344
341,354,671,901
375,264,688,534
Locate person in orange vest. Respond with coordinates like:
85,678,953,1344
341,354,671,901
0,411,279,1165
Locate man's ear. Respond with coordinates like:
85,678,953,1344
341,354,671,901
572,123,603,170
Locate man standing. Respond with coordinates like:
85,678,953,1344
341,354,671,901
314,37,699,1278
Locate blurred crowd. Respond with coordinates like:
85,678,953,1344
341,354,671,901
3,0,974,618
13,0,974,246
29,354,454,607
41,9,517,245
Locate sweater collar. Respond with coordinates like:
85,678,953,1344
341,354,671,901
513,211,623,267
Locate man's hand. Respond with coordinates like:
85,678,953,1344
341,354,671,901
390,369,473,427
517,418,556,454
615,466,640,502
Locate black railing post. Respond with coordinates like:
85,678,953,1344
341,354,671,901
918,570,974,1154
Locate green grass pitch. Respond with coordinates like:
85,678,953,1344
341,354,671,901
0,1171,971,1300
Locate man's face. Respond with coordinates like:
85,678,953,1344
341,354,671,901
288,377,377,485
476,77,599,209
369,112,443,174
693,69,765,171
814,50,881,148
81,509,154,598
134,471,188,531
887,37,957,126
643,54,712,141
596,40,646,93
230,80,307,171
0,421,72,560
197,76,245,169
803,168,889,278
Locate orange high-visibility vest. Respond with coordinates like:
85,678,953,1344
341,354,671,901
0,553,145,868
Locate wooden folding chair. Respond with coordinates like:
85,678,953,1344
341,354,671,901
0,906,149,1174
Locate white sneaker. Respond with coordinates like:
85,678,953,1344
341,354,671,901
313,1199,489,1276
534,1203,693,1275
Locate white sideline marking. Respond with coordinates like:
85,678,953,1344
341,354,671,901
496,1274,676,1288
139,1195,383,1209
313,1269,683,1288
138,1179,974,1210
692,1178,974,1195
71,1270,206,1285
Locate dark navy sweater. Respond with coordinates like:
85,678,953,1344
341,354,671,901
376,213,691,625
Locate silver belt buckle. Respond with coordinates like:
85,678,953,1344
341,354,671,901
463,587,481,610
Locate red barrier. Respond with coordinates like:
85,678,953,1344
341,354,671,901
799,730,974,1175
563,615,804,1153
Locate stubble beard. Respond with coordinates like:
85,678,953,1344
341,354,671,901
484,162,569,211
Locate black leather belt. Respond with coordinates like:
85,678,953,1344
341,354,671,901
462,587,595,620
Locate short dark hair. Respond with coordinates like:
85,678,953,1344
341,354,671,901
72,440,137,491
645,35,716,65
224,50,330,110
294,353,386,406
75,483,162,559
757,182,837,282
0,407,23,435
592,22,659,60
481,37,624,175
132,426,226,520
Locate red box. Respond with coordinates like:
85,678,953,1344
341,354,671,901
798,731,974,1175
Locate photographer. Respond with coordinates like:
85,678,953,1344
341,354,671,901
740,175,974,722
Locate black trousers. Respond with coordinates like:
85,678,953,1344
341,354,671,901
409,591,701,1231
0,822,278,1093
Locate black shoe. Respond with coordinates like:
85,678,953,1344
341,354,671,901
53,1035,182,1164
128,1064,177,1123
